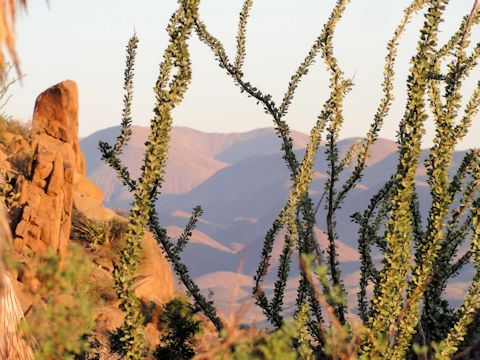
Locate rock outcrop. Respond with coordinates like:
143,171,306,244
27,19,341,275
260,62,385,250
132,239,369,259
14,81,84,259
11,80,174,304
30,80,85,175
3,80,175,355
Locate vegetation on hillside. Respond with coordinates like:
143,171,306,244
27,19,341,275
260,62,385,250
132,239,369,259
1,0,480,359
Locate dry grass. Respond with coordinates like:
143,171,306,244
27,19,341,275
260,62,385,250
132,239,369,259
194,253,260,360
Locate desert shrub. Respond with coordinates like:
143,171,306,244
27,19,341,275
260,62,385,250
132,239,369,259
108,328,127,358
0,117,29,142
228,326,299,360
140,300,158,325
9,147,32,177
113,208,128,217
0,169,19,211
71,210,128,250
0,120,33,178
208,321,309,360
71,211,109,249
22,243,97,359
154,297,202,359
107,219,129,253
9,147,33,180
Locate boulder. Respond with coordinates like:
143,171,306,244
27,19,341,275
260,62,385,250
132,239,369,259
135,232,174,305
73,173,117,220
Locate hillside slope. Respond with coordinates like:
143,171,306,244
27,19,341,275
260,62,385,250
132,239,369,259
82,126,472,317
81,126,309,206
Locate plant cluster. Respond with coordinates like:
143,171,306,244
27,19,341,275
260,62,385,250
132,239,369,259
154,296,202,360
21,243,97,359
190,1,480,357
71,210,128,250
0,64,29,146
96,0,480,358
0,169,19,211
99,1,223,358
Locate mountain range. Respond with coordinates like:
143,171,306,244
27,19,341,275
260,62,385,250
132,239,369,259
80,126,472,321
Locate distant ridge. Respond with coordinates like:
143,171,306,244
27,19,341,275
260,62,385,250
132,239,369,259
80,126,471,316
80,126,310,204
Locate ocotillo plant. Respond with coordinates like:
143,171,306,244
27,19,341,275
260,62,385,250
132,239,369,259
194,0,423,337
194,0,480,357
193,0,352,337
102,0,480,357
357,1,480,357
99,0,223,358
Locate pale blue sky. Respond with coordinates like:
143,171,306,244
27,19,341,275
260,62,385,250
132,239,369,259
5,1,480,148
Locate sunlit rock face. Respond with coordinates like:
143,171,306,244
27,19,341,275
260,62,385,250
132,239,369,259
15,80,84,259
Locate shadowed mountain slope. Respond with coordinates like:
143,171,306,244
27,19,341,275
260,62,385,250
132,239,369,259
81,126,470,317
81,126,309,206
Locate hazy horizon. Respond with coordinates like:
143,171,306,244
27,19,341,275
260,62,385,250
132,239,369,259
5,0,480,149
